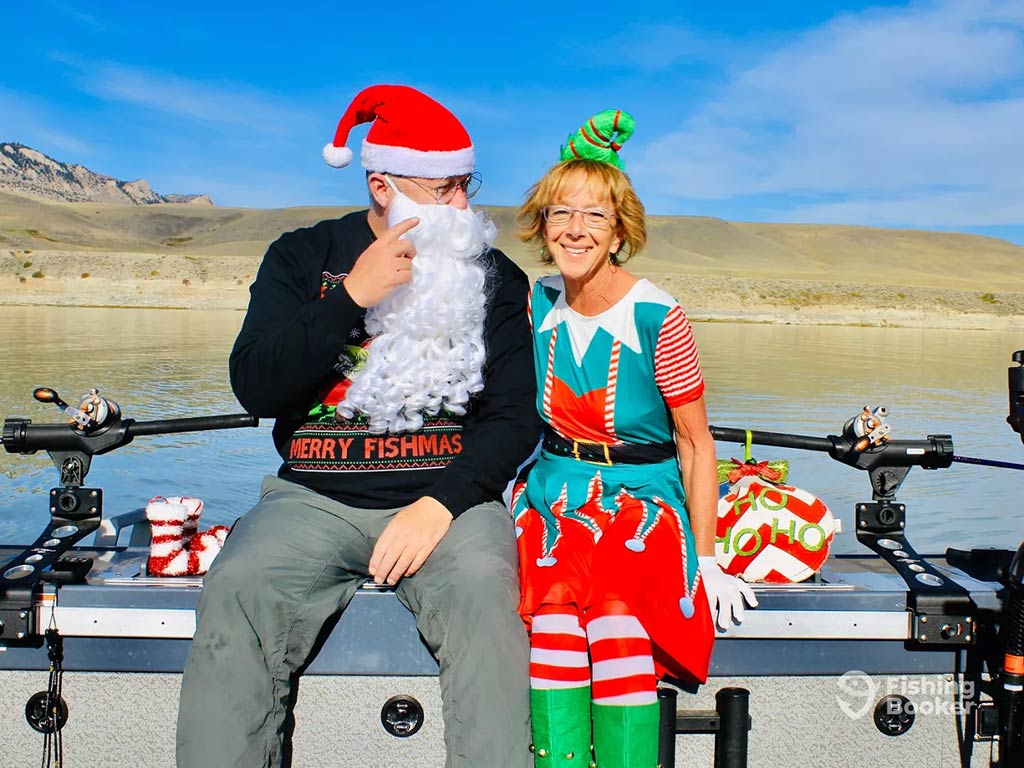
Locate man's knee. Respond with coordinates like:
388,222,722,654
435,504,519,610
442,550,521,628
193,533,267,621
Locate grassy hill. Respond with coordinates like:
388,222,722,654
1,189,1021,324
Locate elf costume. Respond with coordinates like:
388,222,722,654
513,112,715,768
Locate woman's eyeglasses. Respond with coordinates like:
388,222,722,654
542,206,616,230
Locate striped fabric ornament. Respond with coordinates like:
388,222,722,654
715,476,837,583
145,496,229,577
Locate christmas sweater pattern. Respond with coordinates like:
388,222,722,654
513,275,715,682
285,271,463,474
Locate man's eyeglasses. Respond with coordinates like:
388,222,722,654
542,206,617,231
394,173,482,203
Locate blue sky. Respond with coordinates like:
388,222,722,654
4,0,1024,245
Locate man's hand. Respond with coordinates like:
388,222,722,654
344,217,420,308
369,496,453,585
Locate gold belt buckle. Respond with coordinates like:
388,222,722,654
571,439,612,466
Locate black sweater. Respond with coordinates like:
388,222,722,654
229,210,540,517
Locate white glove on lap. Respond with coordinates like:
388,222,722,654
699,556,758,631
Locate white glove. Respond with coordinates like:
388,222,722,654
699,556,758,631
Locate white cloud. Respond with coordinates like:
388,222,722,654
631,0,1024,228
53,56,316,138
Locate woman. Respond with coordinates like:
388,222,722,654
512,110,756,768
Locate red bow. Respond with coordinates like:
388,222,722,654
726,458,783,485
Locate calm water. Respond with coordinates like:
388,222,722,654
1,306,1022,554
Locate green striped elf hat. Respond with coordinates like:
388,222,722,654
560,109,636,169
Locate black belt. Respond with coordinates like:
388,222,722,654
542,429,677,466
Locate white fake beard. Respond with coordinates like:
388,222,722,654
336,202,495,434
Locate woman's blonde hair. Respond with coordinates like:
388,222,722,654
516,159,646,266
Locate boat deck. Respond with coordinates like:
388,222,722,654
0,544,1001,677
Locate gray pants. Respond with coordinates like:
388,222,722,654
176,475,530,767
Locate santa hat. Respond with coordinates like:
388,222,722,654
322,84,475,178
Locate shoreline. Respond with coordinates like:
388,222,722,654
2,272,1022,331
4,193,1023,333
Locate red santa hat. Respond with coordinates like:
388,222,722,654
322,84,475,178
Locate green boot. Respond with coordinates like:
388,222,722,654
591,701,660,768
530,686,593,767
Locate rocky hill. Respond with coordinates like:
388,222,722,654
0,143,213,206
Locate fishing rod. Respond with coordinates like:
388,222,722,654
951,454,1024,471
707,414,1020,761
952,351,1024,470
1002,351,1024,761
711,350,1024,764
1,386,258,648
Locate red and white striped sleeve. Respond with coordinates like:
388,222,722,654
654,304,705,407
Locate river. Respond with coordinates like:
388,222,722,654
1,305,1021,555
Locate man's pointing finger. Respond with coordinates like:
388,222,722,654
383,217,420,242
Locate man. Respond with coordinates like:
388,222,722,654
176,84,539,768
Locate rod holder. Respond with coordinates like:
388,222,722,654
715,687,750,768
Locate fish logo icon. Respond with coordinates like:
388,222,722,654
836,670,878,720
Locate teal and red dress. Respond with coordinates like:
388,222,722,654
513,275,714,683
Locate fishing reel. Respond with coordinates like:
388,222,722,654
842,406,891,452
32,387,120,434
2,387,132,469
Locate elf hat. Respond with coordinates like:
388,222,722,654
322,84,475,178
560,109,636,170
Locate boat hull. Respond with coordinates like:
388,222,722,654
0,546,1003,767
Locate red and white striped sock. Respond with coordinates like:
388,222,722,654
188,525,230,574
586,602,657,706
146,496,226,576
177,496,203,544
145,496,191,576
530,605,591,690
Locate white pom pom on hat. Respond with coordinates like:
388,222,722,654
322,84,475,177
322,143,354,168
